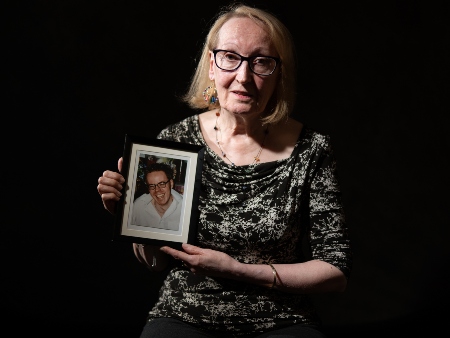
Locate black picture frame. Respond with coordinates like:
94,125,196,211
113,134,205,249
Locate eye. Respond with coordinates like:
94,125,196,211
223,52,240,62
253,57,271,66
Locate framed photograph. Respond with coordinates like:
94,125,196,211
113,134,205,249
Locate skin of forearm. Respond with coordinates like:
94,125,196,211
233,259,348,294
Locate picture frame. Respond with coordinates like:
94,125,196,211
113,134,205,249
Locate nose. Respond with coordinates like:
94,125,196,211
235,60,252,83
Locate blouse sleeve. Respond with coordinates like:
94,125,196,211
157,125,176,141
307,134,353,279
156,118,194,143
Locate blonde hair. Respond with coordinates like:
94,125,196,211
180,3,297,125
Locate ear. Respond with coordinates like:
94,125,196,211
209,51,215,80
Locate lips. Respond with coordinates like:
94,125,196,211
232,91,252,99
155,193,165,200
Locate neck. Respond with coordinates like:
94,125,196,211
214,111,269,166
215,109,266,137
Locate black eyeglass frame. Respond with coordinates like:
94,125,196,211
212,49,281,76
147,179,171,191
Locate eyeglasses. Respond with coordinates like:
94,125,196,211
213,49,280,76
148,179,170,190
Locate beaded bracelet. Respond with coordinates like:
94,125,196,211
268,263,278,289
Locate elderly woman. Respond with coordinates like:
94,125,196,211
97,3,352,338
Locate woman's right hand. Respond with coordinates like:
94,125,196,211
97,157,125,214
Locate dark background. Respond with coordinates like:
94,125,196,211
3,0,449,337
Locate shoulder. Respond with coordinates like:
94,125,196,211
198,110,219,126
134,193,151,206
271,117,302,142
301,127,332,152
171,189,183,202
264,118,303,159
157,114,200,143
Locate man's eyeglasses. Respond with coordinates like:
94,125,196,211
213,49,280,76
148,179,171,190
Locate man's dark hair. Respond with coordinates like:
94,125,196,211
144,162,173,184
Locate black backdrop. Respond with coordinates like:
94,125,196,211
3,1,449,337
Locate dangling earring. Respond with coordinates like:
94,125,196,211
202,85,219,104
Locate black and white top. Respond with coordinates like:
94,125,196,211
147,114,352,335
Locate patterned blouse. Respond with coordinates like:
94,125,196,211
146,114,352,335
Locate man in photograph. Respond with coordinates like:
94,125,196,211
132,162,183,231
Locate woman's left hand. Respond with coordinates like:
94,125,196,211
160,243,239,278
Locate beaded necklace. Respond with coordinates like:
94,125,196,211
213,111,269,167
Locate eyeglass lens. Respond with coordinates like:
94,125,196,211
148,180,169,190
214,50,277,75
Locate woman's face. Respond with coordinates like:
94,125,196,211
209,17,279,118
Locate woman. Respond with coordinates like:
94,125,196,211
97,3,352,337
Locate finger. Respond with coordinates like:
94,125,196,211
160,246,180,256
102,170,125,184
181,243,202,254
100,191,121,202
98,176,124,192
118,157,123,173
160,246,190,261
97,183,122,199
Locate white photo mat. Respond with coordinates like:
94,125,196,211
113,135,204,247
